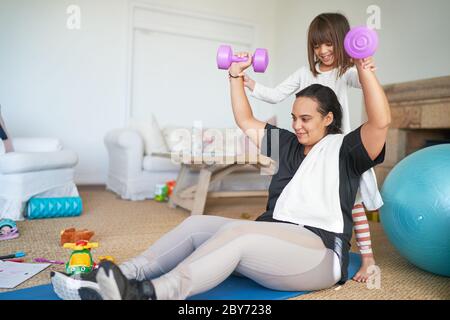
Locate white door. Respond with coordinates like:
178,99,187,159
129,5,255,129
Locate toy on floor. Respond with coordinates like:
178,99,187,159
154,180,176,202
60,227,94,246
27,197,83,220
0,219,19,241
381,144,450,277
63,240,98,275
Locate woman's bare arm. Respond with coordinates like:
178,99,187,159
357,59,391,160
229,53,266,148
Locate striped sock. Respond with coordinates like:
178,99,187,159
352,203,373,257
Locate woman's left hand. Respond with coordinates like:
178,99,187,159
229,52,253,77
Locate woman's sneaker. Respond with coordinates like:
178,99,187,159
50,269,101,300
95,260,156,300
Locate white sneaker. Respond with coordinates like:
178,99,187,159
50,271,102,300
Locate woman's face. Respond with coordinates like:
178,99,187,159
291,97,333,147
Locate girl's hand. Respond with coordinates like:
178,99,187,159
243,73,256,91
354,57,377,72
229,52,253,77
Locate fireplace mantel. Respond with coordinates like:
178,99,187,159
375,75,450,187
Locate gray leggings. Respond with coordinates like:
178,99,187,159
119,215,341,300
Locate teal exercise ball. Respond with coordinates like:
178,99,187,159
380,144,450,277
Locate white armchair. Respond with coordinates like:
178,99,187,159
104,128,180,201
0,138,79,221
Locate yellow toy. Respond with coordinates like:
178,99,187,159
63,240,99,275
98,255,115,263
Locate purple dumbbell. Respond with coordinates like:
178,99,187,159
344,26,378,59
217,45,269,73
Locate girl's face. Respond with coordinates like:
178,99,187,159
314,43,335,68
291,97,333,150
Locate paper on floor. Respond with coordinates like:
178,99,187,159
0,260,50,289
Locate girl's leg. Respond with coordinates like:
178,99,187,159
352,204,373,257
119,215,235,281
352,192,376,282
147,220,341,300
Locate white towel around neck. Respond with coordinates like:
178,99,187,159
273,134,345,233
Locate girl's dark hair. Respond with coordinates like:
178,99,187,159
307,13,353,78
295,84,343,134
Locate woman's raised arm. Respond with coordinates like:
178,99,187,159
357,59,391,160
229,52,266,149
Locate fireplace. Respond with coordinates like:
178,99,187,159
374,75,450,187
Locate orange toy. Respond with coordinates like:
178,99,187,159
166,180,176,196
60,228,95,246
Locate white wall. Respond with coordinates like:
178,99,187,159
271,0,450,130
0,0,129,184
0,0,278,184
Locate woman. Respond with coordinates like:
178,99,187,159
51,53,390,300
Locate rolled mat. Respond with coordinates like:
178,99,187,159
27,197,83,219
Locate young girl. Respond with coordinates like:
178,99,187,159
244,13,380,282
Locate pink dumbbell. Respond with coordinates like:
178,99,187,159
217,45,269,73
344,26,378,59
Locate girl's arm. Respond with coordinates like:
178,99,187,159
229,53,266,149
245,68,305,104
357,58,391,160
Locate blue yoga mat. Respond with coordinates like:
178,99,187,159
0,253,361,300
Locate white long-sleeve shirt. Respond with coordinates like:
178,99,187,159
251,64,361,134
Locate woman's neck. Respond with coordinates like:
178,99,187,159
304,145,312,156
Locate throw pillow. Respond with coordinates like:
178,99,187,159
128,113,168,155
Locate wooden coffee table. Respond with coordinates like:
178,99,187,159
153,153,275,215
